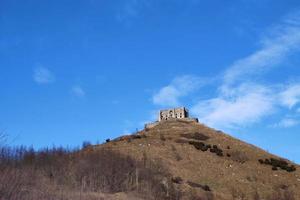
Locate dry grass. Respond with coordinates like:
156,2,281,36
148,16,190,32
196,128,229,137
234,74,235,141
1,121,299,200
100,120,299,200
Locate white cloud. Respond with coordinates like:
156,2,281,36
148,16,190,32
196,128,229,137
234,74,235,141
152,75,203,107
71,86,85,97
150,10,300,130
33,67,55,84
191,84,275,128
153,86,180,107
279,84,300,108
191,10,300,129
272,118,299,128
223,10,300,90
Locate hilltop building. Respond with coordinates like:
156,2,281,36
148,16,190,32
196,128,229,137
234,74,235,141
159,107,189,121
145,107,198,129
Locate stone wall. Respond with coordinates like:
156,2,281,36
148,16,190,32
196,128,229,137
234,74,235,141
145,118,199,129
159,107,189,121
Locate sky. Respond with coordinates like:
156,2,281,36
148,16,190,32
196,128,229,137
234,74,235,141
1,0,300,163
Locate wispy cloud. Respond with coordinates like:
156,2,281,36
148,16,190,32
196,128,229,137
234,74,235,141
223,10,300,90
279,83,300,108
152,10,300,129
191,10,300,129
71,86,85,97
33,67,55,84
152,75,204,107
192,84,275,128
271,118,299,128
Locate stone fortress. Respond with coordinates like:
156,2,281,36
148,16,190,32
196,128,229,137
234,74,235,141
159,107,189,121
145,107,198,129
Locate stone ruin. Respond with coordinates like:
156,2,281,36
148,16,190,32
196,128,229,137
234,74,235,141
145,107,198,129
159,107,189,121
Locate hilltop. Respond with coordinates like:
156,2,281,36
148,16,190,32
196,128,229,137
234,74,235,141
0,119,299,200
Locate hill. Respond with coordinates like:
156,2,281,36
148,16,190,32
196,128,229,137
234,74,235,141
0,119,299,200
97,119,300,199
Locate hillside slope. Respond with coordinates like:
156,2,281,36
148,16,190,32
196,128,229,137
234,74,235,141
96,119,300,200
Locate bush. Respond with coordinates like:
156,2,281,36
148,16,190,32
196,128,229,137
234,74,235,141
216,152,223,157
82,141,92,149
0,145,181,200
258,158,296,172
189,141,206,150
171,176,183,184
209,145,223,157
180,132,210,141
175,139,189,144
186,181,211,192
188,141,225,157
160,134,166,141
272,166,278,171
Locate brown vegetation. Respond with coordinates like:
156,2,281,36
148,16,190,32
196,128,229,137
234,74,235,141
180,132,210,141
0,144,181,200
1,120,299,200
258,158,296,172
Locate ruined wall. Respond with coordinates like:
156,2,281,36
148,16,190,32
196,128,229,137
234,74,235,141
159,107,189,121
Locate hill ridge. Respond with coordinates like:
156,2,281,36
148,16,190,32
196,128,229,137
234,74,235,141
97,120,300,199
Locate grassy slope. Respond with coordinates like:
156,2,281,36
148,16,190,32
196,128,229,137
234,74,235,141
95,120,300,200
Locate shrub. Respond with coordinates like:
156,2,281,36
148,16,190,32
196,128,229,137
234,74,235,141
160,134,166,141
216,152,223,157
171,176,183,184
189,141,206,150
258,158,296,172
187,181,211,192
202,185,211,192
180,132,210,141
82,141,92,149
272,166,278,171
210,148,216,153
175,138,189,144
131,134,143,139
265,159,271,165
126,134,146,143
201,145,209,152
0,145,182,200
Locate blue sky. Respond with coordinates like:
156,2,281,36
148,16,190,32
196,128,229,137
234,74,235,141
1,0,300,163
